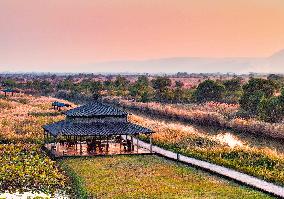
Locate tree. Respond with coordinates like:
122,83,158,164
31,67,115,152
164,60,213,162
39,80,52,94
57,79,75,91
258,96,283,123
194,80,225,102
25,80,52,94
175,80,184,88
1,79,16,88
279,88,284,103
151,76,172,102
78,79,93,94
222,78,243,103
176,72,188,77
223,78,242,92
240,91,265,115
240,78,278,114
114,76,130,96
267,74,284,90
267,74,284,81
129,76,153,102
103,79,115,96
242,78,277,98
173,81,188,103
91,81,103,100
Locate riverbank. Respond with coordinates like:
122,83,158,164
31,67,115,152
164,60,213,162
103,97,284,140
126,113,284,186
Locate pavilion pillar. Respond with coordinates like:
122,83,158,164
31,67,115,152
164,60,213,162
131,136,134,152
125,135,128,152
43,130,46,144
55,139,58,153
119,135,122,153
45,131,48,144
80,137,82,154
73,136,76,151
46,132,49,142
150,135,153,153
94,136,97,153
136,135,139,153
106,136,109,153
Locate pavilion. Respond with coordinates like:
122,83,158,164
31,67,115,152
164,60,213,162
1,88,15,96
43,101,154,157
52,101,71,111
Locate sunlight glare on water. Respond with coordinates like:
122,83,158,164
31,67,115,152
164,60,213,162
214,133,243,148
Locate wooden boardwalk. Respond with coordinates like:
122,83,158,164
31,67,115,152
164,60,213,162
125,136,284,198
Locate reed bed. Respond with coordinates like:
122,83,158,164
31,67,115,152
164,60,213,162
104,97,284,139
128,114,284,186
0,95,73,143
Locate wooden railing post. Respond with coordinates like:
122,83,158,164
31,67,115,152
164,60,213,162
150,135,153,153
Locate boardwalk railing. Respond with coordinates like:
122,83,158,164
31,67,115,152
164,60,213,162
125,136,284,198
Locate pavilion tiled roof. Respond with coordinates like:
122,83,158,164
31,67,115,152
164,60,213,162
43,120,153,137
1,88,15,92
52,101,69,107
65,101,128,117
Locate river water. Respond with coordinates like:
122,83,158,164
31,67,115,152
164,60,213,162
134,111,284,155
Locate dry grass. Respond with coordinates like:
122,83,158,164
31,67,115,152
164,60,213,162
129,114,284,185
105,97,284,139
0,95,74,143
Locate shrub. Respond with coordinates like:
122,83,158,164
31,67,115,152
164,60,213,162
240,78,278,115
258,96,284,123
0,144,67,194
194,80,225,102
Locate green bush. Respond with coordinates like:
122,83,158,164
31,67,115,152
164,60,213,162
194,80,225,102
0,144,67,194
258,96,284,123
240,78,278,116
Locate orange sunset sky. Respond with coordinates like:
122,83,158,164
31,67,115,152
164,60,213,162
0,0,284,72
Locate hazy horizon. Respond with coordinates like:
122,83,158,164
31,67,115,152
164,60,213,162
1,0,284,73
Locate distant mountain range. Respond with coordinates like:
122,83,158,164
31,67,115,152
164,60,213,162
1,49,284,74
84,49,284,74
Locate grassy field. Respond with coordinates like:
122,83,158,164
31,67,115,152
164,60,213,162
0,94,277,198
62,155,273,199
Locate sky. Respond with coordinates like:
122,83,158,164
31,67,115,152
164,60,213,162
0,0,284,72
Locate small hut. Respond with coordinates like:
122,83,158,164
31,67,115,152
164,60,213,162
43,102,154,157
52,101,71,111
1,88,15,96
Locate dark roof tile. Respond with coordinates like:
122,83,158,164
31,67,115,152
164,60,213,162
43,120,153,137
65,102,127,117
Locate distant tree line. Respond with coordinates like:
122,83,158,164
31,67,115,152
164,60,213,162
194,76,284,123
1,73,284,123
